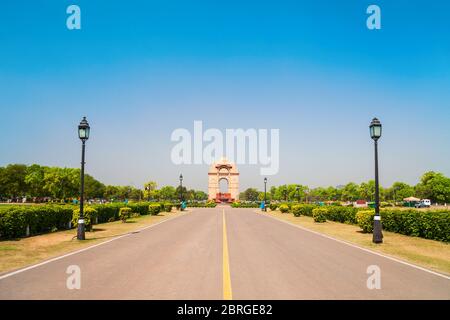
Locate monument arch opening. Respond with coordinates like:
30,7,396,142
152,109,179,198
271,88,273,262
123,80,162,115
219,178,229,193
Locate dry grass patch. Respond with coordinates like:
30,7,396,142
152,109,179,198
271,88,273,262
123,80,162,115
0,211,183,274
266,210,450,275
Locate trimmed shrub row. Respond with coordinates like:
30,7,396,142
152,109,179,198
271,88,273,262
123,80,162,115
188,201,217,208
356,209,450,242
322,206,358,224
231,202,259,208
277,203,450,242
72,207,98,231
119,207,133,223
291,204,317,217
0,205,74,238
0,201,179,239
92,203,123,223
312,208,327,222
148,204,161,215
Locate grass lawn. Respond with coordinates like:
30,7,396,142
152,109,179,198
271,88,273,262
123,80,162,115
265,210,450,275
0,210,184,274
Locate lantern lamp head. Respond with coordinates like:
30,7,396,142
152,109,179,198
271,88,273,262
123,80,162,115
370,117,382,141
78,117,90,141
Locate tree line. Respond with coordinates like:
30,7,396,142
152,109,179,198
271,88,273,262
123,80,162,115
0,164,207,202
239,171,450,204
2,164,449,204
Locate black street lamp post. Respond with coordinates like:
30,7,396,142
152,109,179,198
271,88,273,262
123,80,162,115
296,186,300,202
77,117,90,240
264,177,267,212
370,117,383,244
179,174,183,202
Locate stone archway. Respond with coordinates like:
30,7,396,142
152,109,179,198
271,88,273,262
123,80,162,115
208,157,239,202
219,177,229,193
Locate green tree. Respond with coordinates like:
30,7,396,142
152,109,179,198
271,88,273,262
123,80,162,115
0,167,5,197
160,186,176,200
0,164,28,198
275,185,289,201
415,171,450,203
25,164,47,198
359,181,375,201
389,182,414,202
270,186,277,200
128,187,143,201
194,190,208,201
104,185,120,200
341,182,360,201
43,167,78,200
143,181,157,200
84,174,106,199
175,185,188,200
309,187,329,202
240,188,259,201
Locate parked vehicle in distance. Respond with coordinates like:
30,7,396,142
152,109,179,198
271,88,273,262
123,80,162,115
415,199,431,208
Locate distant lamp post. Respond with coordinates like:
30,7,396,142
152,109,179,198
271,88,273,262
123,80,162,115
370,117,383,244
77,117,90,240
179,174,183,202
145,186,150,201
264,177,267,212
296,186,300,202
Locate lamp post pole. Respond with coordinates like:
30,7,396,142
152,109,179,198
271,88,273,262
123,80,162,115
370,118,383,244
296,186,300,202
179,174,183,202
264,177,267,212
77,117,90,241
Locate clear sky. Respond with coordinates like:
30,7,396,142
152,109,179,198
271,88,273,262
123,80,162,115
1,0,449,191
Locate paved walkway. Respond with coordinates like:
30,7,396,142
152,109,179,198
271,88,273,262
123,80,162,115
0,207,449,299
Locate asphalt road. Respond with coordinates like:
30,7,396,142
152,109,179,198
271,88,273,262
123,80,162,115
0,207,449,299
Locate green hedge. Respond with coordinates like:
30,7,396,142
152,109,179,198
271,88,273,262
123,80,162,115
292,204,317,217
0,202,172,239
148,204,161,215
356,210,374,233
92,203,122,223
72,207,97,231
188,201,217,208
163,203,173,212
269,203,278,211
119,207,132,222
0,205,74,239
290,205,357,223
279,204,290,213
291,204,302,217
323,206,358,224
127,202,151,215
356,209,450,242
231,202,259,208
312,208,327,223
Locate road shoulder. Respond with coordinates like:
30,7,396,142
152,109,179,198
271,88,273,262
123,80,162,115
255,209,450,277
0,210,186,276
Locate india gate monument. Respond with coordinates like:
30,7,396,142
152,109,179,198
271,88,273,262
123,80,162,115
208,157,239,202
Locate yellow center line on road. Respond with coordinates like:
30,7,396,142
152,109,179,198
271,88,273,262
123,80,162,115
222,208,233,300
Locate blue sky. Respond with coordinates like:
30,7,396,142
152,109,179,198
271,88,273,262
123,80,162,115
1,0,449,191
